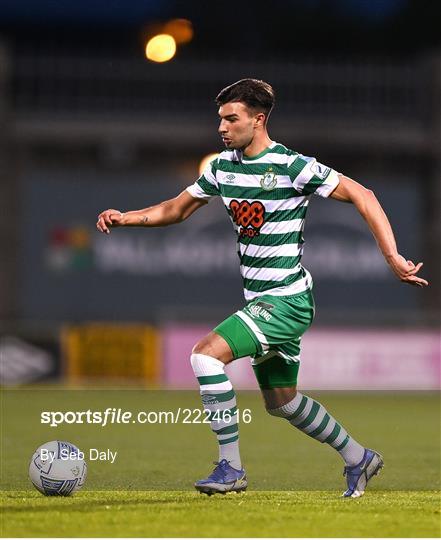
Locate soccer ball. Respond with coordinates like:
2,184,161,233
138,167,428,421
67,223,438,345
29,440,87,496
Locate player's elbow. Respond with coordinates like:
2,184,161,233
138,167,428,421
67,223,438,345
364,188,377,201
353,185,375,203
353,186,378,214
363,188,380,210
162,200,186,224
173,212,186,224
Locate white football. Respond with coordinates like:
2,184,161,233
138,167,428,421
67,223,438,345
29,440,87,496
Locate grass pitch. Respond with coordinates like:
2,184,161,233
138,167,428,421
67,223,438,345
1,389,440,537
2,490,440,537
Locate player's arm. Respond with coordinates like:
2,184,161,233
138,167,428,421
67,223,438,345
330,175,428,287
96,190,207,234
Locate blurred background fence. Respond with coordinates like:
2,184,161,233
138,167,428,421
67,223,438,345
0,0,439,389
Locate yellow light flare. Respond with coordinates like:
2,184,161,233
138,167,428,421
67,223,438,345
199,153,219,176
145,34,176,63
163,19,194,44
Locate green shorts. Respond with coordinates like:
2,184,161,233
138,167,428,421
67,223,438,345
214,290,315,389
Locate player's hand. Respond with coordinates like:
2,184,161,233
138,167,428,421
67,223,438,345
96,209,125,234
387,254,429,287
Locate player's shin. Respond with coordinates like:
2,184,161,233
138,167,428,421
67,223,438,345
268,391,365,466
190,353,242,469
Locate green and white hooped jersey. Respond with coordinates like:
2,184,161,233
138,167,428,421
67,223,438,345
186,142,340,301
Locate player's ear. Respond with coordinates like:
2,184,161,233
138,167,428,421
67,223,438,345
254,112,266,127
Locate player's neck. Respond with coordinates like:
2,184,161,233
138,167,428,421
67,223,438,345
242,133,273,158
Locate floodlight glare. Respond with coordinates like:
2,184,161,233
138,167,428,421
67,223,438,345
145,34,177,63
163,19,194,44
199,153,219,176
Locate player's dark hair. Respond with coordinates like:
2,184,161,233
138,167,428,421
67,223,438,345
215,79,275,121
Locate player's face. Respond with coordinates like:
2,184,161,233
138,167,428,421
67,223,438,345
218,102,257,150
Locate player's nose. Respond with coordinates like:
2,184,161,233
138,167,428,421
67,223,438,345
218,119,227,134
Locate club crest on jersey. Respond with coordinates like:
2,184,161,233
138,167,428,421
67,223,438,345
260,168,277,191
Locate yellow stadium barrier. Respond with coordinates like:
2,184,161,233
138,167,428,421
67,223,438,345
62,323,160,384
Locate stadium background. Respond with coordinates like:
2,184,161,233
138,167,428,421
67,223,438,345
0,1,440,537
0,0,439,390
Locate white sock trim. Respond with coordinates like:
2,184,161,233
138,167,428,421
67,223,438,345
267,392,304,418
190,353,225,377
191,353,242,469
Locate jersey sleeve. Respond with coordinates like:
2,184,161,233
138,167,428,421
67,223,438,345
287,154,340,197
186,159,220,201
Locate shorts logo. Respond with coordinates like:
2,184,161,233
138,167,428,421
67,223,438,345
248,304,273,321
229,200,265,238
260,168,277,191
256,301,274,311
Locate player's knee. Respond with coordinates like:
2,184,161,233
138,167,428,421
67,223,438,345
191,333,223,358
190,338,218,374
191,339,211,356
191,339,207,355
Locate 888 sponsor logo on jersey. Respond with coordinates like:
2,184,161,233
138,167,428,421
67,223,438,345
229,200,265,239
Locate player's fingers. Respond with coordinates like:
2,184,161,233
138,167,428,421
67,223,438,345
98,210,110,225
403,261,423,276
404,274,428,286
401,277,421,287
97,217,109,234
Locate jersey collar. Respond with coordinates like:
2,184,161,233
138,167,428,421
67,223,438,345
242,141,277,161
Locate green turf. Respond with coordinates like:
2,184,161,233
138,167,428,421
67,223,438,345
1,490,440,537
1,388,440,536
